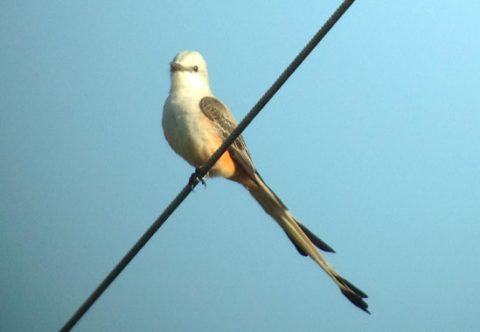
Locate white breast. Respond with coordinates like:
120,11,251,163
162,91,217,168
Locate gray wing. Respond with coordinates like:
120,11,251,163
199,96,257,181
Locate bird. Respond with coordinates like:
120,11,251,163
162,50,369,313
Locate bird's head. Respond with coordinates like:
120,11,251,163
169,50,211,93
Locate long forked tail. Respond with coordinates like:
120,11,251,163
246,172,369,313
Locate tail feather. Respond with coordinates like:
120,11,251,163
246,172,369,313
285,232,308,256
340,288,370,314
336,276,368,299
336,275,370,313
298,222,335,253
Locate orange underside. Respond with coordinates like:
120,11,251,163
206,137,253,187
211,150,236,177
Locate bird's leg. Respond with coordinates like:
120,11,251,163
189,167,207,189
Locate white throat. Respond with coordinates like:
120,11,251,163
170,71,212,97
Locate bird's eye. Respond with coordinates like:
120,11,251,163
193,65,199,72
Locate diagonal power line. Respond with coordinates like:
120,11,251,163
60,1,356,330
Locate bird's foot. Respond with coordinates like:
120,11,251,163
189,168,207,189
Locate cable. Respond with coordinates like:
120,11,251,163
60,1,355,330
196,0,355,180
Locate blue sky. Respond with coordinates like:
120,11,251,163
2,1,480,331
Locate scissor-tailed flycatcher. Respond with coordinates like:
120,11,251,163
162,50,369,313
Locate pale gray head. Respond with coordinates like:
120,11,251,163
169,50,211,94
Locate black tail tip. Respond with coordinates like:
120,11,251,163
321,243,336,254
336,276,368,298
297,223,336,253
340,288,370,314
336,276,369,313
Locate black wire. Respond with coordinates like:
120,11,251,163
196,0,356,179
60,1,355,330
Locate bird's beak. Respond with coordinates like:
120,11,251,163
170,61,184,72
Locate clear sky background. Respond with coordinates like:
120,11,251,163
2,1,480,331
